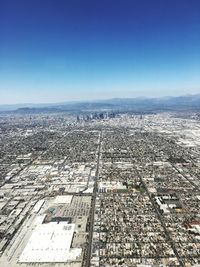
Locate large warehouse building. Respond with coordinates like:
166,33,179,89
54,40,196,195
19,221,81,263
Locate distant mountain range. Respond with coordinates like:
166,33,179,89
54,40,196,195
1,94,200,113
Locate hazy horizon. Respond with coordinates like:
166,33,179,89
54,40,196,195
1,0,200,104
0,92,200,108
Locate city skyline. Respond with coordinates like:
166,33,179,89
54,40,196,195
0,0,200,104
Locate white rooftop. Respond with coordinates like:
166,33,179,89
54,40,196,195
19,222,76,263
54,195,73,204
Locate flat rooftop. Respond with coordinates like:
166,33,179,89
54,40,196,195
54,195,73,204
19,222,76,263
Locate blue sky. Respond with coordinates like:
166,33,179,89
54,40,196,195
0,0,200,104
